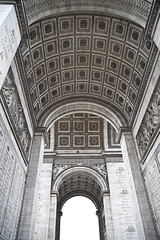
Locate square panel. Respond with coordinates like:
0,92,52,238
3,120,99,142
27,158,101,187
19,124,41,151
104,73,117,88
48,72,60,88
76,15,92,34
117,79,129,96
136,54,147,75
73,135,85,147
110,19,128,41
76,36,91,51
41,18,57,40
32,45,44,66
89,83,102,96
58,16,74,36
29,23,41,47
76,82,88,93
140,39,152,56
123,45,137,67
59,36,74,53
128,87,137,104
108,39,123,59
106,58,120,74
76,69,89,81
73,121,85,132
46,57,59,74
120,63,133,82
131,71,142,91
44,40,58,58
62,83,74,96
61,54,74,69
91,70,104,83
58,135,70,147
50,86,61,101
88,121,100,132
92,37,108,54
76,53,90,67
115,93,125,108
127,23,142,48
58,121,70,132
61,70,74,83
34,63,46,82
40,93,49,108
38,79,48,96
102,86,115,101
88,135,100,147
93,16,110,36
91,54,105,69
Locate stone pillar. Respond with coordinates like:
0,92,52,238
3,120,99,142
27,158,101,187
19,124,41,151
121,132,157,239
18,133,45,240
103,192,114,240
0,4,21,87
35,163,53,240
103,120,109,151
48,193,58,240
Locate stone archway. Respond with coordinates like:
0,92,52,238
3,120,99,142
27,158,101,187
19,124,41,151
50,166,110,240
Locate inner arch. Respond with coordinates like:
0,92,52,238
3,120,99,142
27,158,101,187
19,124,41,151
60,196,100,240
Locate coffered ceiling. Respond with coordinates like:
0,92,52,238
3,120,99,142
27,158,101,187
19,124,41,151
21,12,156,127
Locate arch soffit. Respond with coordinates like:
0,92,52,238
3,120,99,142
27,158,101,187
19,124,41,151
41,102,126,131
52,166,108,193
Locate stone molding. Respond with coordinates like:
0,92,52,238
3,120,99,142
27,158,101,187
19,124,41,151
24,0,151,25
52,163,108,182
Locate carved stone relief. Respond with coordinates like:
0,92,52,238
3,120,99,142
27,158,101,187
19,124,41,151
2,68,31,155
136,79,160,159
52,163,107,182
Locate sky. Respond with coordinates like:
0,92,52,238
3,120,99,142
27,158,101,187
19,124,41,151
60,196,100,240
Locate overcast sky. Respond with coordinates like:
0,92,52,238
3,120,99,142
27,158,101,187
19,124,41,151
60,196,100,240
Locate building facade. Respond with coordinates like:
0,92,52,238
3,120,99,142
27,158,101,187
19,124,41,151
0,0,160,239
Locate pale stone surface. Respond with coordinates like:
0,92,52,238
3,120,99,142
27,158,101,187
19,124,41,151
142,143,160,237
35,163,52,240
48,193,58,240
121,133,156,239
107,162,138,240
0,107,26,240
103,192,114,240
0,4,21,87
18,134,45,240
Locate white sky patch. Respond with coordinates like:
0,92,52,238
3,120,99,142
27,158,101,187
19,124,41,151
60,196,100,240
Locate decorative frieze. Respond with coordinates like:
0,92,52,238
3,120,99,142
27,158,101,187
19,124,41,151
24,0,150,24
2,68,31,156
136,79,160,159
52,163,107,182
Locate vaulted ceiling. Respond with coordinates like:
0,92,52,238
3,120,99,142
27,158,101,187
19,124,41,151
20,0,156,128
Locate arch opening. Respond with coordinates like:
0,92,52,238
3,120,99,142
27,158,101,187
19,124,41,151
60,196,100,240
52,166,108,240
